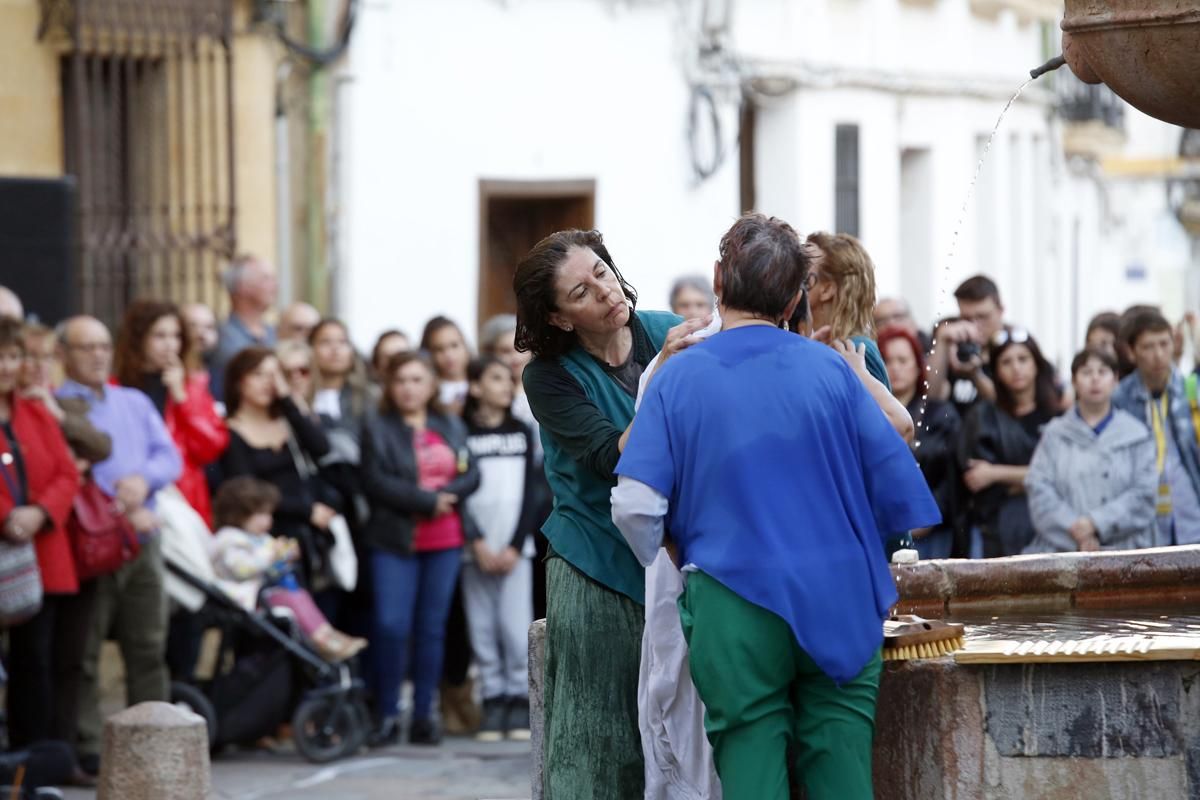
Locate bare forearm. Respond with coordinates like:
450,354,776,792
862,372,915,443
992,464,1029,487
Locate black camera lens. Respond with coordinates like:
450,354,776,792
956,341,981,363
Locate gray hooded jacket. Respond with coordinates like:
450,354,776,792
1024,408,1157,554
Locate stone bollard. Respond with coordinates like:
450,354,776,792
529,618,546,800
98,701,212,800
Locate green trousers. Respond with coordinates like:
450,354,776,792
679,570,882,800
543,555,645,800
77,535,170,755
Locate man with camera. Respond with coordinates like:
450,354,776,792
927,276,1006,414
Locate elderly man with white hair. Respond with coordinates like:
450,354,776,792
279,301,322,344
0,286,24,321
209,255,278,402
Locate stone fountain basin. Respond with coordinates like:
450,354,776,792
877,546,1200,800
1062,1,1200,130
530,548,1200,799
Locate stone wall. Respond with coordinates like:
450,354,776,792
878,546,1200,800
875,657,1200,800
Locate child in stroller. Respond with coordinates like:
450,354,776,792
209,477,366,663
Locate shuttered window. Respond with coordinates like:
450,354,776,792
835,123,860,237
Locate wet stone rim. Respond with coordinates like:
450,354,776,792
890,545,1200,616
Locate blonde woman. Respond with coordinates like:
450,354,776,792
804,232,889,385
276,339,316,409
800,232,913,443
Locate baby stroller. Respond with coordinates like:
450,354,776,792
163,554,372,764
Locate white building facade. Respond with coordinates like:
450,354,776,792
337,0,1191,372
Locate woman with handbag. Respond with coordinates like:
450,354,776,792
0,318,87,763
219,347,334,589
306,319,373,625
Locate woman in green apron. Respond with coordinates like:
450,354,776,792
514,229,704,799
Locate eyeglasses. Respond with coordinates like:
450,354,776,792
991,327,1030,348
876,311,911,328
65,342,113,354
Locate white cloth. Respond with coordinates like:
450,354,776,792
612,478,667,568
618,307,722,800
439,380,469,410
327,514,359,591
156,486,217,612
313,388,343,420
640,550,722,800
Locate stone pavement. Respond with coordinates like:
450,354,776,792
61,737,532,800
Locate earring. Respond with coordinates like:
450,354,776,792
565,326,573,332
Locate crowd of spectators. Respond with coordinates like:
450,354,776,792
0,256,550,787
867,279,1189,560
0,244,1195,791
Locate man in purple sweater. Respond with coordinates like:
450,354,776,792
57,316,182,776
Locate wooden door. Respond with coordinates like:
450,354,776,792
478,180,595,327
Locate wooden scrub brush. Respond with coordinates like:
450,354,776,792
882,615,966,661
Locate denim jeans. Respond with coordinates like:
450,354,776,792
914,528,954,561
370,546,462,720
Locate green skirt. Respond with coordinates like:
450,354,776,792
543,555,645,800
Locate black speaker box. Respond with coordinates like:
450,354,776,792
0,176,78,325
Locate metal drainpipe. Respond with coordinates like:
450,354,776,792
275,61,293,306
306,0,330,312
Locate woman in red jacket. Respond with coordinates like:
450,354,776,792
0,318,85,754
114,299,229,525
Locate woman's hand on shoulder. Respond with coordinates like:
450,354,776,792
662,316,711,360
652,315,712,376
831,338,870,379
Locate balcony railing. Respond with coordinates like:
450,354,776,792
1059,77,1125,129
1058,72,1126,159
968,0,1063,24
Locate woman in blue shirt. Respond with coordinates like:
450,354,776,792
613,213,940,800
